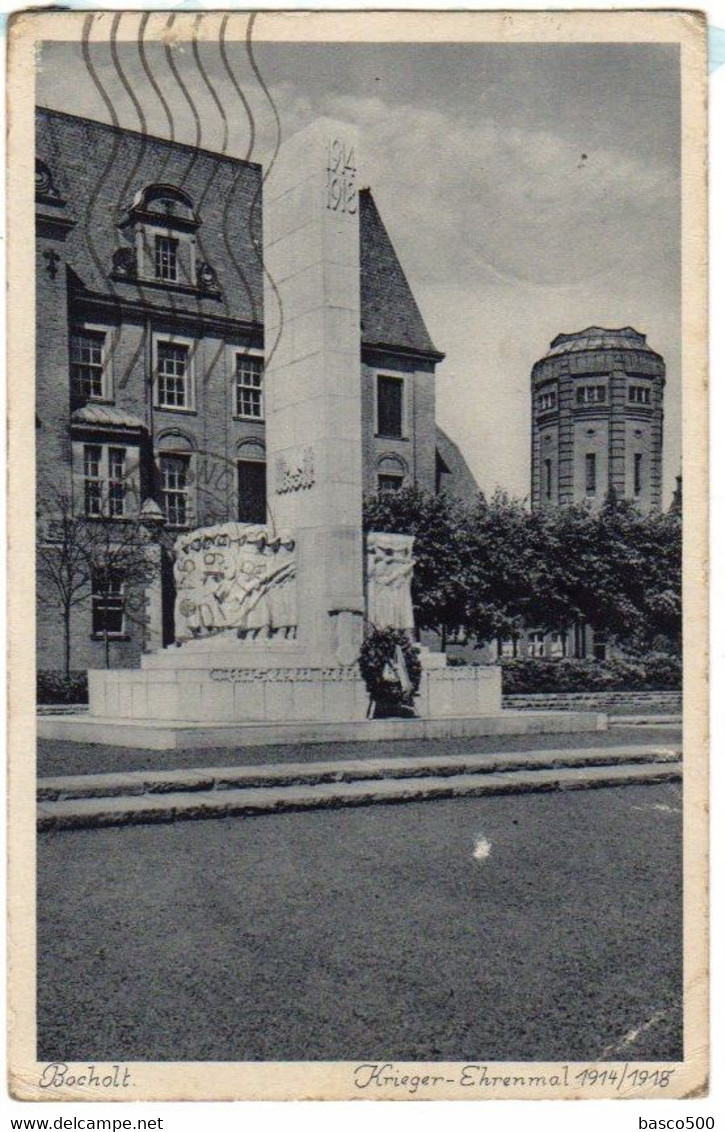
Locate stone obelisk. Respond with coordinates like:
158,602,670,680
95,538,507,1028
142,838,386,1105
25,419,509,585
263,120,364,667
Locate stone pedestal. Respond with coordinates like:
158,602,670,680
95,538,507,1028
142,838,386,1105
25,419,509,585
263,119,364,668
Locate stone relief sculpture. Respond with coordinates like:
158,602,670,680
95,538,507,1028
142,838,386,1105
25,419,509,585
365,532,415,631
173,523,297,642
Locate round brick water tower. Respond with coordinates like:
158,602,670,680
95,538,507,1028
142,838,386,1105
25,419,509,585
530,326,666,512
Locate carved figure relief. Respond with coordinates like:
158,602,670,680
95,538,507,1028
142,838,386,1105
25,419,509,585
173,522,297,642
275,447,315,494
35,158,63,205
111,247,137,279
365,531,415,631
196,260,219,291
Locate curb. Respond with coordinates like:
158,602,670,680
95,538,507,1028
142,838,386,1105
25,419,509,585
38,758,682,832
37,745,681,802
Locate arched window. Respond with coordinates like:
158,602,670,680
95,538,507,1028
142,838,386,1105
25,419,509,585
376,453,408,493
156,431,195,529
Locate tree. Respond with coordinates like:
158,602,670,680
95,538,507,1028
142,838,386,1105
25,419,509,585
37,490,162,672
37,491,94,677
363,486,682,658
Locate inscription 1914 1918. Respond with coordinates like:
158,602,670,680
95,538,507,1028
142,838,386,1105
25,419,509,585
327,137,357,215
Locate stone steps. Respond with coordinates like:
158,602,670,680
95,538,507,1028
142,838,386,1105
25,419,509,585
37,746,682,831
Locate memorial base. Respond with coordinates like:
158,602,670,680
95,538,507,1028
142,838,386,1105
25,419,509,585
38,709,608,751
87,659,503,725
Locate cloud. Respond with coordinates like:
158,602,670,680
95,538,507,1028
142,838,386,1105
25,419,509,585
270,90,679,291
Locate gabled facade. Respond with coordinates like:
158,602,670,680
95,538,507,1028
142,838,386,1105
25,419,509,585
36,107,474,672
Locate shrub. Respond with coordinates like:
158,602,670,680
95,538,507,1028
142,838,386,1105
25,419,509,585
500,653,681,694
358,628,422,712
37,670,88,705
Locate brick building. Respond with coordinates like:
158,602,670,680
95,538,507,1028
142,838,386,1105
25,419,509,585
531,326,666,513
35,108,475,672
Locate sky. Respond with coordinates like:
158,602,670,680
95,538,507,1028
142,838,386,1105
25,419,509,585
37,32,682,501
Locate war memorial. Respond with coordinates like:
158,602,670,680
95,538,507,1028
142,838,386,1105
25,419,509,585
40,120,603,751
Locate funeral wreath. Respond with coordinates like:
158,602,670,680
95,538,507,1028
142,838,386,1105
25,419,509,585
358,627,422,709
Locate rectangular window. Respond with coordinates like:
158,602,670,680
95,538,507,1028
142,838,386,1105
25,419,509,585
92,569,125,636
576,384,607,405
629,385,651,405
585,453,597,496
634,452,643,496
538,390,556,411
234,355,264,419
156,341,191,409
378,473,404,493
160,454,190,527
237,460,267,524
83,444,128,518
377,375,404,438
544,458,552,500
155,236,178,282
71,331,106,400
83,444,103,517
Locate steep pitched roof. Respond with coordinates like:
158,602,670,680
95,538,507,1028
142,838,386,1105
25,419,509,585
36,109,442,360
359,189,442,359
36,107,264,326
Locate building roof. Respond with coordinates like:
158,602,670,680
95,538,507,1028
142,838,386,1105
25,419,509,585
435,426,480,501
359,190,442,359
36,107,441,360
543,326,661,359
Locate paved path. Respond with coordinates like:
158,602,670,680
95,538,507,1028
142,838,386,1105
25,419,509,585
37,723,682,777
37,781,683,1063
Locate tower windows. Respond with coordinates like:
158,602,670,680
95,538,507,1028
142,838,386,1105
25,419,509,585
585,453,597,496
576,384,607,405
544,458,552,500
634,452,643,496
629,384,651,405
537,389,556,411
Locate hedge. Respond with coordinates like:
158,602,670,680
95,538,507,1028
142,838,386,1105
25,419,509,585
498,653,681,695
37,670,89,705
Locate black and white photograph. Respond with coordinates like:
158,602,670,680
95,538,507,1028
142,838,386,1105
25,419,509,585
6,8,708,1102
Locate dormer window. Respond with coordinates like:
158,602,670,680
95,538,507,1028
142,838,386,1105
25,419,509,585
115,184,219,295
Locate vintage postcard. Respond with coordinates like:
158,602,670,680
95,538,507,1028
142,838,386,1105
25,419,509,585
6,9,708,1102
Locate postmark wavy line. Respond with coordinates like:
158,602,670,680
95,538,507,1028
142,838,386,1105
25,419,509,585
245,12,284,371
80,14,126,390
108,12,156,392
219,13,260,329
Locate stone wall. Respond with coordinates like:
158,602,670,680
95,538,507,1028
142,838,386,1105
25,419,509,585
503,690,682,712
